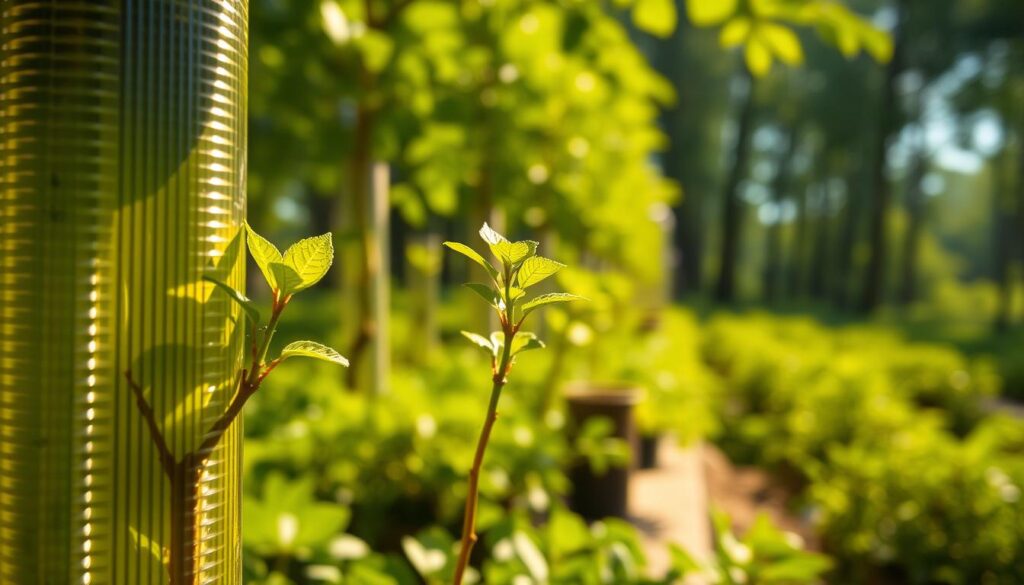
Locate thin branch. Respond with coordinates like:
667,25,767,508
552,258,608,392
196,372,249,459
125,370,176,479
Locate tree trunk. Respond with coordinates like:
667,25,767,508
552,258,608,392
992,150,1014,331
763,128,799,303
655,13,710,297
898,148,928,305
789,184,809,298
809,182,833,299
344,65,378,392
833,169,864,309
860,0,908,312
714,67,757,303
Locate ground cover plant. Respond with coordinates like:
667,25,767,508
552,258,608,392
702,312,1023,583
127,225,347,585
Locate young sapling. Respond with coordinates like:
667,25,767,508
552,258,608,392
126,223,347,585
443,223,585,585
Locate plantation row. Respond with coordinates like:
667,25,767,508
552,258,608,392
240,302,1022,584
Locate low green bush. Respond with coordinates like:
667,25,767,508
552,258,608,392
702,313,997,473
809,416,1024,584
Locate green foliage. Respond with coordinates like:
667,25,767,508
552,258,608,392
810,416,1024,584
685,0,892,76
238,224,346,367
702,313,996,470
245,223,334,298
668,511,832,585
244,473,351,557
278,232,335,295
445,223,585,354
246,222,287,291
702,312,1024,584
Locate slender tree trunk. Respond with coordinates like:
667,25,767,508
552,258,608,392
860,0,908,312
763,128,799,303
656,13,707,297
898,148,928,305
993,150,1014,331
344,64,377,391
714,67,757,303
789,184,809,298
809,181,833,299
833,166,865,309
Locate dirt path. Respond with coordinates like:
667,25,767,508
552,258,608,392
629,440,711,577
629,440,816,579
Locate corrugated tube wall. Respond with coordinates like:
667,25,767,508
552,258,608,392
0,1,248,583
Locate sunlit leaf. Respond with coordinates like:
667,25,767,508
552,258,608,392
245,222,283,291
719,17,752,48
633,0,677,39
511,331,546,355
491,240,538,266
464,283,502,308
745,36,773,77
461,331,495,354
687,0,737,26
478,222,508,245
443,241,499,281
517,256,565,289
280,341,349,366
513,531,549,582
759,23,803,66
520,293,587,316
280,232,334,295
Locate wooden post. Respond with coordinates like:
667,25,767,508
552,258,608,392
370,163,391,396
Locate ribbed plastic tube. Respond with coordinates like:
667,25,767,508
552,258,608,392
0,2,248,583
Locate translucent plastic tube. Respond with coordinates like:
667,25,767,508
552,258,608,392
0,2,248,583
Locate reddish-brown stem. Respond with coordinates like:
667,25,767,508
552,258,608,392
127,293,287,585
453,320,514,585
167,458,202,585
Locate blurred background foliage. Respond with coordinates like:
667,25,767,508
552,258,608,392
242,0,1024,583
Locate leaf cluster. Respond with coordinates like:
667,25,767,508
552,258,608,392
444,223,585,368
204,223,348,370
688,0,893,76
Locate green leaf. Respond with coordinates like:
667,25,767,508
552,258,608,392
633,0,677,39
478,222,508,245
506,286,526,301
280,340,349,366
719,17,751,48
245,222,284,291
464,283,502,308
280,232,334,295
202,275,261,324
687,0,736,26
520,293,587,316
510,331,545,355
745,36,773,77
516,256,565,289
461,331,495,354
759,23,803,66
491,240,538,266
443,241,499,282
